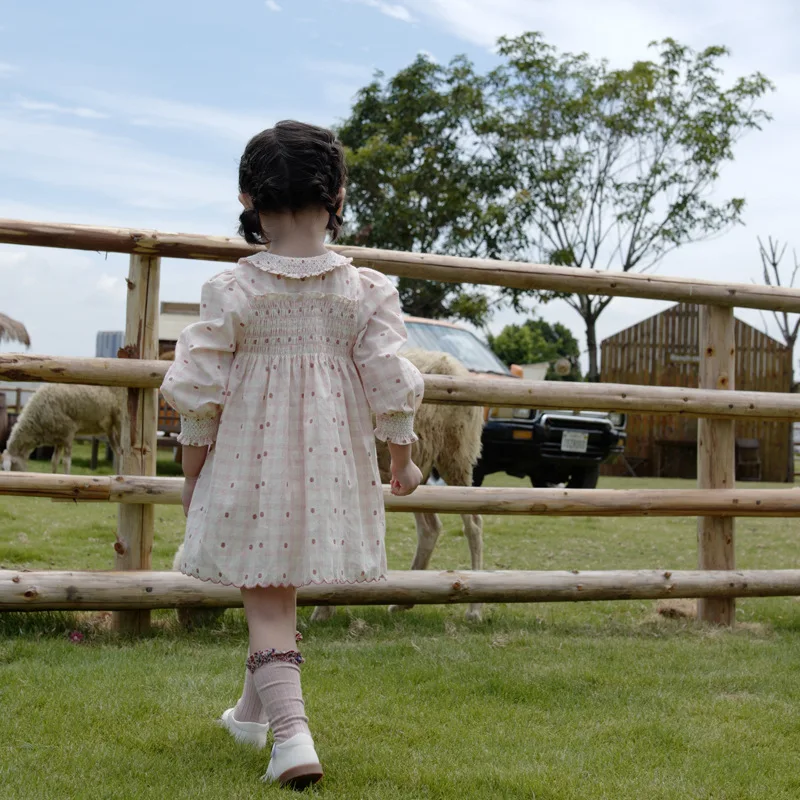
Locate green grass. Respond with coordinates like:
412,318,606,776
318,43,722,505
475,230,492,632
3,444,800,799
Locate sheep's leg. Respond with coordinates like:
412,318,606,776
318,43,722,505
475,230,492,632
310,605,336,623
51,446,61,473
409,513,443,571
389,512,443,614
107,424,121,469
63,441,73,475
438,454,485,621
462,514,484,621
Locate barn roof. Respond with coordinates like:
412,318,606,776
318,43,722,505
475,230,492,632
601,302,786,349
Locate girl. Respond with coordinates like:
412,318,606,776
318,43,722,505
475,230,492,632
161,120,424,790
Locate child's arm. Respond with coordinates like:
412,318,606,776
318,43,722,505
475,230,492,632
354,269,425,494
160,270,241,515
182,445,208,478
180,444,208,516
388,442,423,497
161,272,240,441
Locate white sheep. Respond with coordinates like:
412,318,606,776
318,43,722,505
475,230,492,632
1,384,122,473
173,348,486,626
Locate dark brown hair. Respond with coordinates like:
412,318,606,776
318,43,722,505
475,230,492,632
238,120,347,244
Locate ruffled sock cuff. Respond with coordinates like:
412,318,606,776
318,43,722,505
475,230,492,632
177,415,219,446
374,412,418,445
246,649,305,673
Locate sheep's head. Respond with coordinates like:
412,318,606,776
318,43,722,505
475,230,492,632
1,450,27,472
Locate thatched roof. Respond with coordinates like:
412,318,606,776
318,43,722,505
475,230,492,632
0,313,31,347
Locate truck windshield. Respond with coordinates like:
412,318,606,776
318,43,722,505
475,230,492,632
404,322,511,375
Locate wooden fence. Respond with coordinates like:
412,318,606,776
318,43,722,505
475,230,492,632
3,218,800,632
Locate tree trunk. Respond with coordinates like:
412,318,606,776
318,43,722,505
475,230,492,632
789,364,796,484
585,314,599,382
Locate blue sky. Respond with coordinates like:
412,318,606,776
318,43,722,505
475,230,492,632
2,0,800,365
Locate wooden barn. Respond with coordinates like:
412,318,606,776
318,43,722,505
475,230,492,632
601,303,793,483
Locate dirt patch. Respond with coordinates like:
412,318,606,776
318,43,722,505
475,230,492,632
656,599,697,619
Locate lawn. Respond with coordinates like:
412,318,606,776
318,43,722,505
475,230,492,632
3,444,800,799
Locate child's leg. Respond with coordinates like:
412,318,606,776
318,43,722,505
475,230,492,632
233,667,267,724
231,630,303,724
242,585,298,652
241,586,310,742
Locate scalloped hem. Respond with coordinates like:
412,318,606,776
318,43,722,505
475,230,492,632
179,567,387,589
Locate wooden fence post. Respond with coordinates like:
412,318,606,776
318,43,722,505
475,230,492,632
697,305,736,626
113,255,160,634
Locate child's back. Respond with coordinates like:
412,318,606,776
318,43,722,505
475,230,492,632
163,249,422,588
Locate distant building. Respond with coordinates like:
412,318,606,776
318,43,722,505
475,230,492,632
601,303,792,482
158,303,198,356
96,331,124,358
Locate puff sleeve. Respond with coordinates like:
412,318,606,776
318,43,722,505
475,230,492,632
160,270,242,446
354,268,425,444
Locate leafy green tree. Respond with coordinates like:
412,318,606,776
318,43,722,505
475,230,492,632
337,55,512,326
488,318,582,380
340,36,773,378
486,34,773,379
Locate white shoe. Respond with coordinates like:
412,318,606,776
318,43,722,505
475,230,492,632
218,707,269,750
261,732,323,789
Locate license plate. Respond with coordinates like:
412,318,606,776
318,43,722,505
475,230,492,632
512,429,533,440
561,431,588,453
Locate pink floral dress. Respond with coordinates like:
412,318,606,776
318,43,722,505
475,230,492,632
160,250,424,588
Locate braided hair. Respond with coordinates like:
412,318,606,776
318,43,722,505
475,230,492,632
238,120,347,245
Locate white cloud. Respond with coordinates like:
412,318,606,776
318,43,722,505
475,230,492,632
16,98,109,120
0,62,19,76
351,0,414,23
265,0,281,11
72,90,272,145
0,116,235,215
400,0,796,68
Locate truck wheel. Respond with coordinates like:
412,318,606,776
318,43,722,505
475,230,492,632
566,466,600,489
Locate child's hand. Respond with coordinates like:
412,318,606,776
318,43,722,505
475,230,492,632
390,460,423,497
181,476,198,517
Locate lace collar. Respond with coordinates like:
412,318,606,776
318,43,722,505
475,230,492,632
244,249,350,278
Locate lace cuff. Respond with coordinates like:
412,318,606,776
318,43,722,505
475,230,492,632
177,415,219,446
374,412,418,445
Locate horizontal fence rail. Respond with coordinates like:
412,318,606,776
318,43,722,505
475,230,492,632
4,568,800,611
3,354,800,420
4,474,800,516
3,219,800,311
5,219,800,629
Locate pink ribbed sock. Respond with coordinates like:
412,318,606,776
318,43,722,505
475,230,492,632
233,668,267,724
234,633,301,724
249,651,310,742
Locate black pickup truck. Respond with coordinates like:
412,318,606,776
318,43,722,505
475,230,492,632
403,317,626,489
